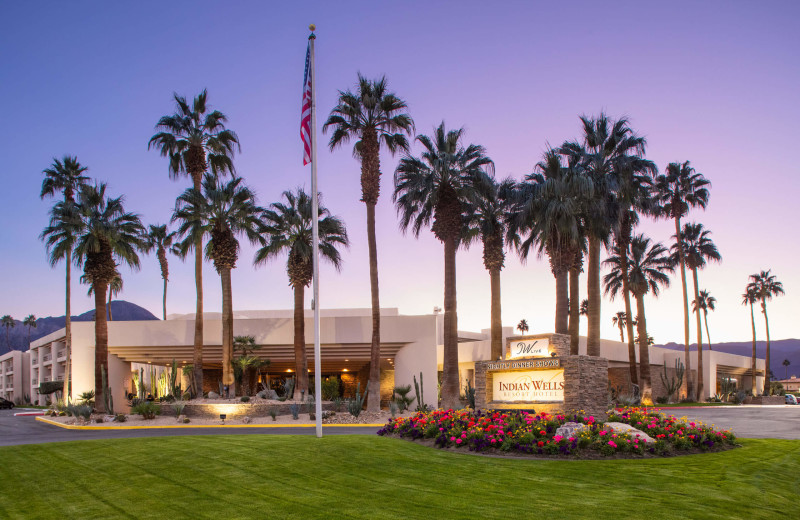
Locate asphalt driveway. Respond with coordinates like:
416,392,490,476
2,405,799,446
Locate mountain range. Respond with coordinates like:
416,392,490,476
0,301,158,354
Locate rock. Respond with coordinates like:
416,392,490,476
208,391,220,399
256,390,267,399
177,414,186,423
268,390,279,400
182,417,190,423
603,422,654,443
555,421,589,438
242,416,251,424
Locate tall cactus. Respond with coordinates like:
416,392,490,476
414,372,428,411
139,367,145,399
101,365,114,415
169,359,180,397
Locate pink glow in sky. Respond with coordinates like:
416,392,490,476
0,1,797,344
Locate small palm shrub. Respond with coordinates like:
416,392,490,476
131,401,161,420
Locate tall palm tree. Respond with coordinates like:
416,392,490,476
673,222,720,400
23,315,37,348
612,311,628,345
741,288,759,395
82,272,122,321
464,175,516,360
393,122,493,409
149,89,240,395
144,224,177,320
70,183,145,412
692,289,716,351
1,316,15,351
747,270,784,395
324,74,414,411
173,174,262,396
783,359,791,380
513,149,589,343
604,235,673,402
255,189,349,398
517,319,529,335
40,155,89,401
653,161,710,399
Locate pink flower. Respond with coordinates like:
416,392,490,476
439,427,444,431
608,441,617,448
456,438,462,444
599,431,607,436
491,438,497,444
450,436,456,441
553,435,563,442
568,437,576,442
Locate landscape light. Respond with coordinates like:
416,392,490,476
219,413,226,424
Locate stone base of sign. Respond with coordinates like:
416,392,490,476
476,334,609,418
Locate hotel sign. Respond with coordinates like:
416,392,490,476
506,337,551,360
492,369,565,402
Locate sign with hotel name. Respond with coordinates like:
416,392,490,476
492,369,565,402
486,358,560,371
506,338,551,360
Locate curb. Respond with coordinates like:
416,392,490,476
35,416,384,430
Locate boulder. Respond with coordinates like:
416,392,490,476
269,390,279,400
242,416,251,424
555,421,588,438
603,422,654,443
207,391,220,399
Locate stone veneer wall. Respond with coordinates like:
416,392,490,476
166,402,337,419
477,334,609,418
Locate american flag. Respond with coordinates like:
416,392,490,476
301,43,312,165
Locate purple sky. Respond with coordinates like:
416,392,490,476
1,1,797,344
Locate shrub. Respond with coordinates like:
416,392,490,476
131,401,161,420
332,397,344,412
78,390,95,407
321,377,340,401
71,404,92,421
240,396,250,403
172,402,186,417
393,385,414,412
655,396,669,404
348,383,368,418
113,414,127,423
289,403,300,420
268,408,277,421
182,417,190,424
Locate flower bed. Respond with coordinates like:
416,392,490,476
377,407,737,457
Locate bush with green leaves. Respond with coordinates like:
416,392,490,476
393,385,414,412
172,402,186,417
348,383,368,418
268,408,277,421
131,401,161,420
321,377,340,401
240,396,250,403
289,403,300,420
113,414,127,422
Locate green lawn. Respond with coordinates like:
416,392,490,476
1,436,798,519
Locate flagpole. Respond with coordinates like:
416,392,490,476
309,24,323,438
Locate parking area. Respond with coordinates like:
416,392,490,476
2,405,799,446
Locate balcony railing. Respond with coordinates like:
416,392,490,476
57,375,64,381
31,358,38,364
42,354,52,362
57,351,66,359
43,377,51,382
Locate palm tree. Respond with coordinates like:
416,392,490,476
783,359,791,380
653,161,710,399
149,89,240,396
1,316,15,350
255,188,348,399
464,175,516,361
692,289,716,351
512,149,589,345
393,122,493,409
516,319,529,335
23,315,37,348
70,183,145,412
612,311,627,344
673,222,720,400
39,155,89,401
604,235,673,402
143,224,177,320
324,74,414,411
741,288,759,395
747,270,784,394
173,174,262,397
81,272,122,321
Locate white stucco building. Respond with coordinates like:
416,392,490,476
0,349,30,403
26,308,765,407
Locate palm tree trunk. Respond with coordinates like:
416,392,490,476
220,268,234,395
163,277,168,321
762,301,771,395
568,265,580,355
107,289,113,321
64,255,72,402
674,216,693,399
94,281,109,413
192,174,204,398
618,324,624,344
692,267,704,400
749,302,757,395
489,267,502,360
619,254,638,386
365,201,381,412
586,237,601,356
635,293,651,403
293,284,309,399
441,235,460,409
703,310,711,352
555,268,569,334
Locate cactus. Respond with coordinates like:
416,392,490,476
278,378,295,402
347,382,368,417
101,365,114,415
660,359,685,403
168,359,180,398
413,372,429,412
464,378,475,409
138,367,145,399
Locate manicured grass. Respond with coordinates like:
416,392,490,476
0,436,798,519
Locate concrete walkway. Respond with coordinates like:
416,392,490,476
653,405,800,439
